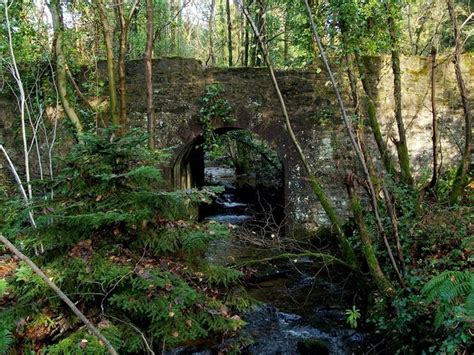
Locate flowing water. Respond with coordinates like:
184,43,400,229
184,166,378,354
201,166,255,225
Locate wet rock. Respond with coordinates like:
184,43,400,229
297,339,330,355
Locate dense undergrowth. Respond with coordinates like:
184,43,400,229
361,179,473,353
0,129,472,354
0,130,250,353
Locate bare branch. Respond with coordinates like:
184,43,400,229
0,234,118,355
4,1,33,199
0,144,36,228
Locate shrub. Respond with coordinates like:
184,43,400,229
0,129,247,353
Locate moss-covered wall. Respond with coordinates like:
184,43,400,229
1,54,472,230
122,55,472,230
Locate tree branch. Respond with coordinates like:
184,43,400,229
0,234,118,355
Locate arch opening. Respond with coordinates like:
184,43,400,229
173,128,286,228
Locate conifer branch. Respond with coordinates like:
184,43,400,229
0,234,118,355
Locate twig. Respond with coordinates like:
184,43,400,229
236,252,354,270
460,12,473,29
0,144,36,228
152,0,192,44
106,314,155,355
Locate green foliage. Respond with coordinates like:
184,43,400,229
198,84,236,157
44,325,124,354
422,271,473,329
417,270,474,353
345,305,361,329
366,189,473,353
1,129,248,352
203,264,243,287
0,327,13,354
0,280,14,354
0,279,6,295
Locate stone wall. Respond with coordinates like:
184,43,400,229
122,55,473,230
1,54,472,231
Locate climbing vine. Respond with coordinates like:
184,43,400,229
198,84,236,158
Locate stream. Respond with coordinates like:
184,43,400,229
178,166,379,354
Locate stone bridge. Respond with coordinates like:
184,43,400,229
1,55,472,231
122,55,472,230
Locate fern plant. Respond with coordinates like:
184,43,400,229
1,129,249,353
0,279,14,354
422,270,474,329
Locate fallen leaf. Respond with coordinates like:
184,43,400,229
80,339,88,349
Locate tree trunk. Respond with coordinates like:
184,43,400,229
48,0,83,138
346,176,393,295
349,53,406,278
243,0,252,66
356,55,397,176
145,0,155,149
218,0,226,61
226,0,233,66
4,2,33,199
429,46,439,190
239,5,245,66
304,0,404,284
387,4,414,186
254,0,265,66
283,7,289,65
208,0,216,66
97,1,119,126
115,0,140,127
447,0,472,204
169,0,177,55
115,0,128,125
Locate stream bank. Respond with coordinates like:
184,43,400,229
184,165,382,354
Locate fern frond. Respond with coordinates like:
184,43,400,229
0,328,13,354
422,270,474,329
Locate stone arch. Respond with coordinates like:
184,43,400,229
172,127,287,224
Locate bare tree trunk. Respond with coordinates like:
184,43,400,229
429,46,439,190
226,0,233,66
48,0,83,139
283,7,289,65
209,0,216,66
447,0,472,204
249,1,257,66
97,0,119,126
0,234,117,355
243,0,252,66
348,38,406,281
254,0,265,66
115,0,140,127
66,67,95,111
0,145,36,227
238,0,358,269
382,184,406,275
169,0,177,55
115,0,128,125
4,2,33,198
387,5,414,186
238,5,244,66
145,0,155,149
